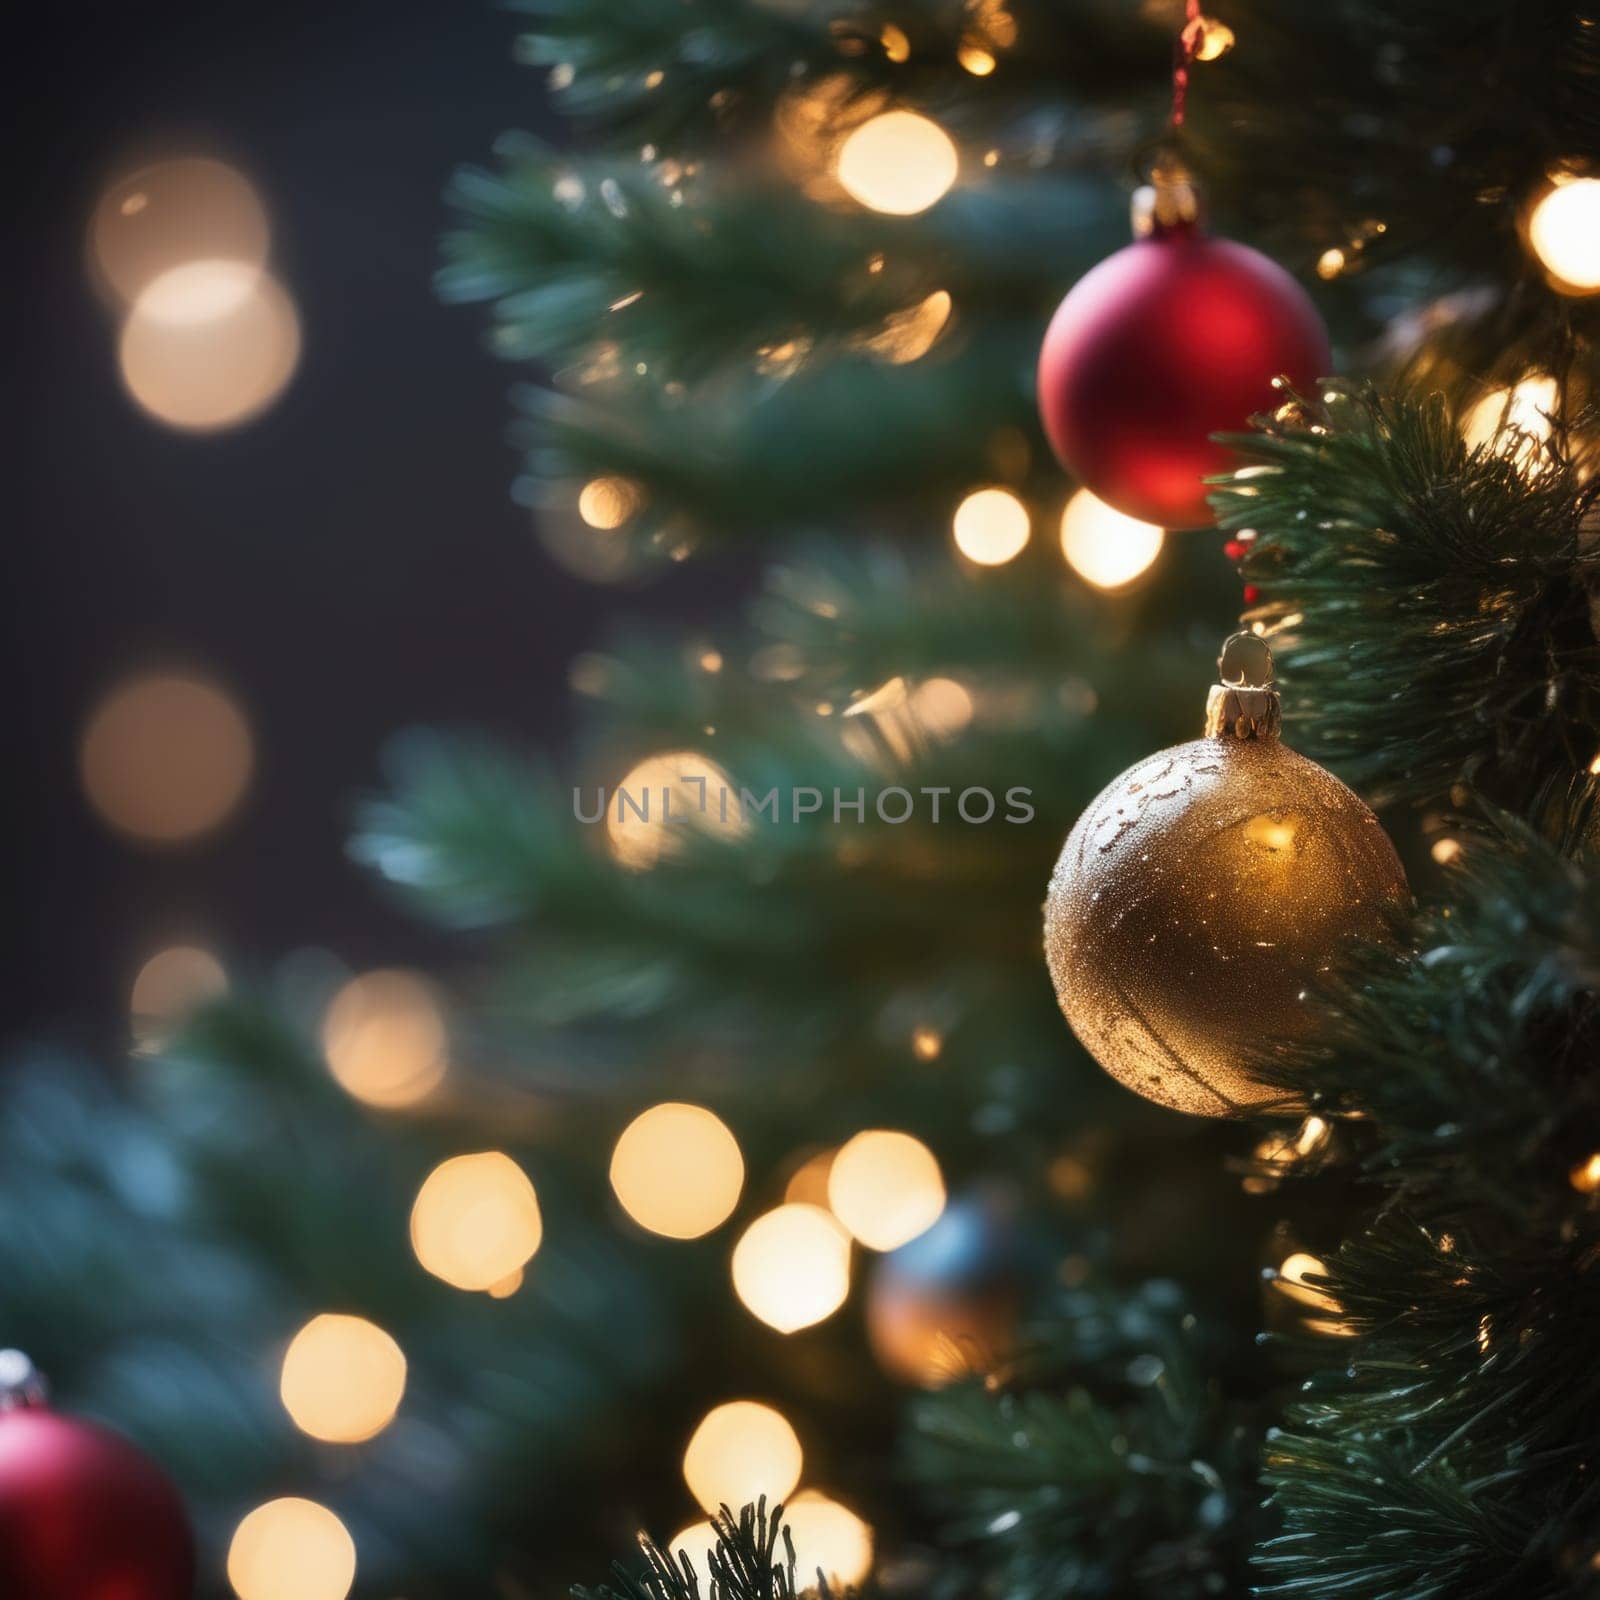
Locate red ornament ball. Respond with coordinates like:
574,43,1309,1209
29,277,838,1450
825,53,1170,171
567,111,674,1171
1037,227,1330,529
0,1403,195,1600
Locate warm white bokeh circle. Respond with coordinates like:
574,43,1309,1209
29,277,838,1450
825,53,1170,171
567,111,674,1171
827,1130,946,1252
609,1102,745,1239
682,1400,804,1515
1059,489,1164,589
226,1498,356,1600
952,487,1030,565
321,970,448,1109
1528,177,1600,291
81,671,254,844
92,158,270,305
731,1204,851,1332
410,1152,544,1291
835,112,959,215
119,264,300,431
784,1491,874,1587
279,1314,408,1444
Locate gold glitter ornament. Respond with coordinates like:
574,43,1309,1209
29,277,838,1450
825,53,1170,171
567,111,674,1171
1043,634,1408,1116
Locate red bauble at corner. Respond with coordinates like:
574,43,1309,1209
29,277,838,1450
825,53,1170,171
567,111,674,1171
0,1395,195,1600
1037,225,1330,530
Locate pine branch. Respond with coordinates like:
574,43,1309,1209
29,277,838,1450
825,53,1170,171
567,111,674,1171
906,1282,1259,1600
575,1502,854,1600
1212,385,1600,813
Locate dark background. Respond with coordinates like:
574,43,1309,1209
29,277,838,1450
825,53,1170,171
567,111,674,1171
5,2,734,1051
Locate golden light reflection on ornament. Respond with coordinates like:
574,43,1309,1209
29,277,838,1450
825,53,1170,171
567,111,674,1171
92,158,270,306
579,475,645,529
321,970,448,1109
609,1102,745,1239
130,944,228,1053
731,1204,851,1332
682,1401,803,1515
1527,177,1600,292
410,1152,543,1291
279,1314,407,1444
952,487,1030,565
784,1492,874,1587
227,1498,355,1600
606,751,748,871
1059,489,1164,589
119,265,300,431
835,111,958,215
81,671,254,844
827,1131,946,1251
1462,375,1558,463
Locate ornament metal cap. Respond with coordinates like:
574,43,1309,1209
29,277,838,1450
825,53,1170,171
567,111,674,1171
0,1349,49,1410
1131,155,1201,238
1204,631,1281,740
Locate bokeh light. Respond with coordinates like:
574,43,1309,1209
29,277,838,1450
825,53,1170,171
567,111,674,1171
835,111,959,215
667,1521,722,1578
81,671,253,844
1528,177,1600,292
951,487,1030,565
827,1131,946,1251
1059,489,1164,589
321,970,448,1109
784,1148,837,1207
1274,1250,1355,1336
119,265,300,431
606,750,748,870
92,157,269,305
1462,375,1558,463
410,1152,543,1291
578,475,644,529
784,1492,874,1587
682,1401,803,1514
130,944,228,1052
731,1203,851,1332
910,677,974,738
279,1314,407,1444
227,1498,355,1600
609,1102,745,1239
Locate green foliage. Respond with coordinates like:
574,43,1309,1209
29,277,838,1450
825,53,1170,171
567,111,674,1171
907,1281,1259,1600
1250,824,1600,1596
576,1502,851,1600
1214,385,1600,814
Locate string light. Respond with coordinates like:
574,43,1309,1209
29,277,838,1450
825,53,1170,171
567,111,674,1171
279,1314,407,1444
1316,247,1346,280
952,487,1030,565
321,970,448,1109
682,1401,803,1514
731,1204,851,1332
1059,489,1164,589
410,1152,543,1291
609,1102,745,1239
784,1149,837,1207
227,1499,356,1600
835,111,958,215
1273,1251,1355,1336
827,1131,946,1251
81,671,253,844
119,264,300,431
1431,837,1463,865
910,1024,943,1061
784,1492,874,1587
130,945,228,1053
1527,177,1600,292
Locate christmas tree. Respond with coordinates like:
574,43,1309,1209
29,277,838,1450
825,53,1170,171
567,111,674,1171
5,1,1598,1597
